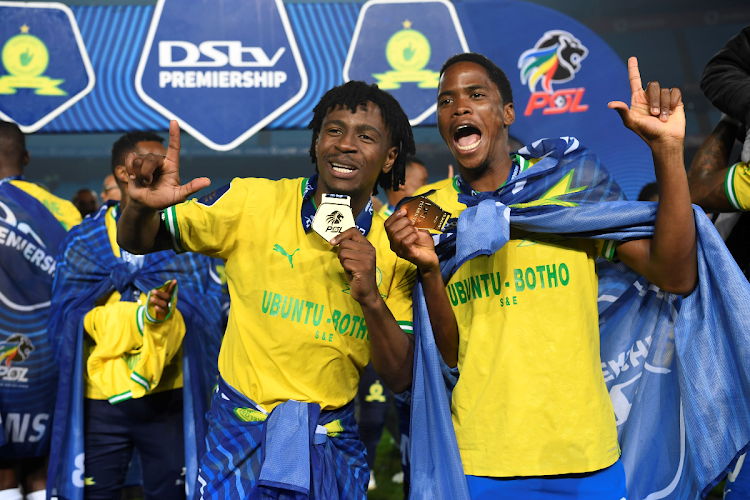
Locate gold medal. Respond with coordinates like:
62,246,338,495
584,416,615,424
397,195,452,231
312,194,356,242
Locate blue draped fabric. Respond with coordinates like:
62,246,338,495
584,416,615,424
196,378,368,500
0,179,68,458
46,203,224,500
410,138,750,500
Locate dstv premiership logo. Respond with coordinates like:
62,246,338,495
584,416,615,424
0,333,34,382
135,0,307,151
518,30,589,117
326,211,344,225
157,41,288,89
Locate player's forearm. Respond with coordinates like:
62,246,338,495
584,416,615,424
359,296,414,394
688,119,739,211
643,141,697,294
117,201,171,254
420,267,459,368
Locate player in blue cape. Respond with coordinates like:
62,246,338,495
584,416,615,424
0,121,81,500
46,132,224,500
386,53,750,500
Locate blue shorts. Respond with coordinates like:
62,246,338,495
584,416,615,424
467,459,627,500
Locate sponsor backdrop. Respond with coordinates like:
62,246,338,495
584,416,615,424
0,0,653,199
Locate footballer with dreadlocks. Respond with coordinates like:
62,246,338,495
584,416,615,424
116,80,418,499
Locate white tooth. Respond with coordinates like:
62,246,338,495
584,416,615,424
456,137,482,151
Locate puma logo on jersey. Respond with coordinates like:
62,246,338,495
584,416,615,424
273,244,299,268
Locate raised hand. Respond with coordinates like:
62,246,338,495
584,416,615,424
149,279,177,321
125,120,211,210
384,209,439,274
608,57,685,147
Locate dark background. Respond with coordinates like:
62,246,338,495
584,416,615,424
18,0,750,201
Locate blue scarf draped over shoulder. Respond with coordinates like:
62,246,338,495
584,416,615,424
410,137,750,500
46,203,224,500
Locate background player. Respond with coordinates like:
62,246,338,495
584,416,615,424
0,121,81,500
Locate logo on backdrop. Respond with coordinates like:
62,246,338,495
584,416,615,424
0,2,94,132
136,0,307,151
518,30,589,117
344,0,469,125
0,334,34,382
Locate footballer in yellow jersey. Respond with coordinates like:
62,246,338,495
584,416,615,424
118,82,419,498
385,53,696,499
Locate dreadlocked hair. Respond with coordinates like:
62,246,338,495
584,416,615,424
308,81,415,195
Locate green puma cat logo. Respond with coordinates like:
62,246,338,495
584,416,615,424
273,244,299,268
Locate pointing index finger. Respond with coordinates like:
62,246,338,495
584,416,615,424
166,120,181,165
627,56,643,95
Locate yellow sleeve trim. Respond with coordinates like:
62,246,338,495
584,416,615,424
600,240,617,262
164,205,186,253
726,163,742,210
398,321,413,335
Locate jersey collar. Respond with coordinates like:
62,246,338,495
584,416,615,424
454,154,524,196
0,175,24,184
300,175,374,237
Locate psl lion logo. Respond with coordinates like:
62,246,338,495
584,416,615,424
518,30,589,94
0,334,34,366
326,211,344,225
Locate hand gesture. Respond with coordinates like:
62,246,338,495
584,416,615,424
125,120,211,210
330,228,381,306
384,209,439,274
608,57,685,147
149,279,177,321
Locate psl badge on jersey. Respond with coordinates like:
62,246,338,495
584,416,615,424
135,0,307,151
344,0,469,125
0,2,95,132
312,194,356,242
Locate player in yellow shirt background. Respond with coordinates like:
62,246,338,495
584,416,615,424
0,121,81,500
46,131,225,500
385,53,696,499
117,81,418,498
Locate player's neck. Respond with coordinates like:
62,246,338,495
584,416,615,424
459,155,512,193
0,165,23,180
386,191,401,207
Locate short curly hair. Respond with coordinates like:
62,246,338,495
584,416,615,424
440,52,513,105
308,81,416,194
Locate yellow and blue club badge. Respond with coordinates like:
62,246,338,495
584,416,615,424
344,0,468,125
0,2,94,132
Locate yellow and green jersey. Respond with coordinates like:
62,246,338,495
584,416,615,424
725,162,750,210
164,177,416,412
414,175,620,478
83,206,184,402
11,180,81,230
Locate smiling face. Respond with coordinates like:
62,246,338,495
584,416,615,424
314,102,397,212
437,61,515,178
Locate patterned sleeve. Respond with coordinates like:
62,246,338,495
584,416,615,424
725,162,750,211
385,258,417,335
596,239,618,262
164,178,251,260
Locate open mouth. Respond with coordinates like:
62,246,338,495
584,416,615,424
330,162,357,175
454,125,482,152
